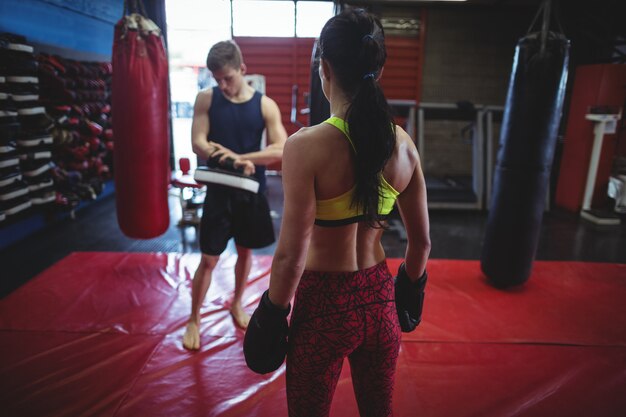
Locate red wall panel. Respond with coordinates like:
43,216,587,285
236,33,425,138
381,36,422,101
555,64,626,212
236,37,316,137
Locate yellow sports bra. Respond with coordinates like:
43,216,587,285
315,116,399,227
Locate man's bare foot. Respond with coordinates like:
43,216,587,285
183,321,200,350
230,304,250,329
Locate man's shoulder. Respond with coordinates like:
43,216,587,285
194,88,214,112
260,94,278,107
260,94,280,117
197,87,214,101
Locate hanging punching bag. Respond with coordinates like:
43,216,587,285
480,0,569,287
112,0,170,238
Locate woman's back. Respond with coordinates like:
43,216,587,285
290,119,418,273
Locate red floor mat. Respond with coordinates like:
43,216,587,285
1,253,625,416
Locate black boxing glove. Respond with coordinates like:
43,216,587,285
208,154,245,174
394,262,427,333
243,290,291,374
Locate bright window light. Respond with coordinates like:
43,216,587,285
165,0,231,65
233,0,295,37
296,1,334,38
165,0,232,167
166,0,230,31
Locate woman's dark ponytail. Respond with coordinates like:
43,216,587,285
320,8,396,227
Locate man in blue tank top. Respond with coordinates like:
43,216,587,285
183,40,287,350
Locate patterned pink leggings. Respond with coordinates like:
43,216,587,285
286,261,401,417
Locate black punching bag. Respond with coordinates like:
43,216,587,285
481,0,569,287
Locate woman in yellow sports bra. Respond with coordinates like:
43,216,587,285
314,115,400,227
244,8,431,417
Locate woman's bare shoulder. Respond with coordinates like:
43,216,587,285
287,123,342,153
393,125,419,164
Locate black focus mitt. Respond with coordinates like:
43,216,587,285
194,155,259,193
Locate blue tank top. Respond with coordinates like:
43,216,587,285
207,86,266,191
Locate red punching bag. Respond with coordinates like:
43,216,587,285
112,0,170,238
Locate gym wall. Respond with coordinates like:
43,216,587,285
420,6,534,179
421,7,533,105
0,0,122,59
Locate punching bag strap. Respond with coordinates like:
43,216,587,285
527,0,566,51
123,0,148,17
119,1,162,40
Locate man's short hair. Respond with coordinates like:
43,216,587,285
206,40,243,72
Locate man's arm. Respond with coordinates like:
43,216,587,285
211,95,287,167
191,90,214,160
255,95,288,163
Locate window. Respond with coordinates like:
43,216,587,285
233,0,296,37
296,1,335,37
166,0,232,169
166,0,231,66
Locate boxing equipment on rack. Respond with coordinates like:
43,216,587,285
111,0,170,238
480,0,569,287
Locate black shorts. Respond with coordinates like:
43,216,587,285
199,184,275,255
